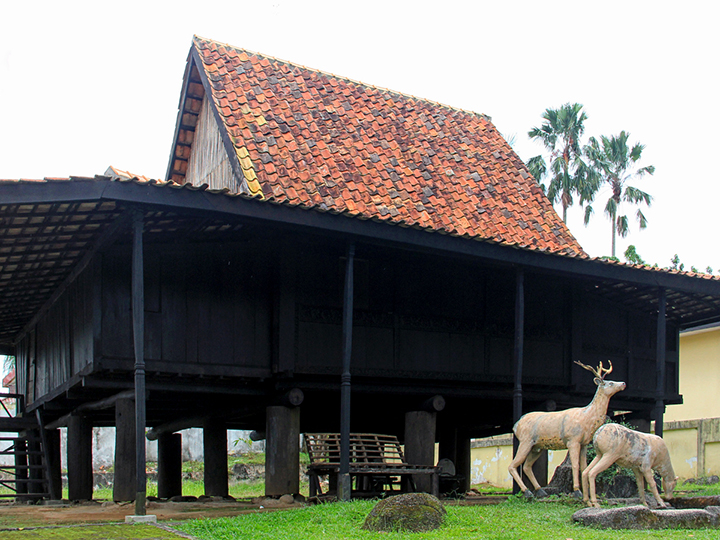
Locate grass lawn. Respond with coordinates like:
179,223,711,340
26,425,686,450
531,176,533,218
175,495,720,540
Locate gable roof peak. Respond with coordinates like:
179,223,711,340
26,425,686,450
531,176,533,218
191,35,492,124
167,34,585,258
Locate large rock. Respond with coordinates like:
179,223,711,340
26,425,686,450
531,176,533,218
544,455,643,498
362,493,446,533
573,505,720,529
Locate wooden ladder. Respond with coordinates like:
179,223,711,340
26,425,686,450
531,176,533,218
0,395,54,501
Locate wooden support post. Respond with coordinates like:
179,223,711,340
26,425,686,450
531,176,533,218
45,429,62,500
67,414,93,501
339,243,355,501
456,433,471,494
131,210,147,515
265,405,300,497
203,418,228,497
655,288,667,437
512,268,525,494
158,433,182,499
114,397,136,502
404,411,437,493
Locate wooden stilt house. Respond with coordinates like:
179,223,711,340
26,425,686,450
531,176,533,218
2,35,720,502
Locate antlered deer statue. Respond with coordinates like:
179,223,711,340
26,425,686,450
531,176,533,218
508,361,626,498
582,423,677,508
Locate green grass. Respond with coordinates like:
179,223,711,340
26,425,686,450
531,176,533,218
677,481,720,497
91,478,268,501
176,497,720,540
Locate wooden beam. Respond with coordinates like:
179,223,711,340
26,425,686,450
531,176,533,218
44,389,138,430
146,416,208,441
13,210,133,346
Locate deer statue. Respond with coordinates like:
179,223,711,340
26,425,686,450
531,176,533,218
508,360,626,498
582,423,677,508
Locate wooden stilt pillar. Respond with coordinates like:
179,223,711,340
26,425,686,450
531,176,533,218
404,411,437,493
67,414,93,501
158,433,182,499
114,398,136,502
456,434,471,494
203,418,228,497
265,405,300,497
45,429,62,500
655,288,667,437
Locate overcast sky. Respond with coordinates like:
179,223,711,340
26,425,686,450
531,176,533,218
1,1,718,269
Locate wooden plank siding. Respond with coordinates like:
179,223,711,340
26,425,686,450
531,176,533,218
184,96,236,191
17,262,97,404
15,226,679,414
98,240,273,377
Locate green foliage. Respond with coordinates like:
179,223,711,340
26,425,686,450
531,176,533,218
527,103,593,223
583,131,654,257
623,245,645,265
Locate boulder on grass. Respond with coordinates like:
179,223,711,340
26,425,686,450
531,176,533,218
573,505,720,530
362,493,446,533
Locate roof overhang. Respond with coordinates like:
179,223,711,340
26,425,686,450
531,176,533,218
3,177,720,349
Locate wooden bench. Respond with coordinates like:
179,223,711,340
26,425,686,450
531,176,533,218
304,433,439,497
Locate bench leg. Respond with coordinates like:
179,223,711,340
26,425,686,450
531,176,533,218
432,472,439,498
308,472,320,497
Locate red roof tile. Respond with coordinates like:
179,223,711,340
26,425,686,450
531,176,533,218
181,35,585,257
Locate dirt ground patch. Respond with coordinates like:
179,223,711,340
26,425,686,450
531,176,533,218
0,499,298,529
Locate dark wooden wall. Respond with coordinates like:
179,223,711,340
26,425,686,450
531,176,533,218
16,228,679,411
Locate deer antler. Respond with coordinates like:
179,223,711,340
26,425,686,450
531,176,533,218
574,360,613,380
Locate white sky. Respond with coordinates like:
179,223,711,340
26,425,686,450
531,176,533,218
1,0,718,269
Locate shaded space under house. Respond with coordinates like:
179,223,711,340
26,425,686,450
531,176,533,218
3,35,720,504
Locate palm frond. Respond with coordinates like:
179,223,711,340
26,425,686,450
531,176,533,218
526,155,547,183
624,186,652,205
636,208,648,229
604,197,617,219
584,204,594,225
616,215,629,238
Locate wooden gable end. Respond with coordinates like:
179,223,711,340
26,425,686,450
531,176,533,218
185,95,236,191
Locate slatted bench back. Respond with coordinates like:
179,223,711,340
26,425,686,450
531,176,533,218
305,433,406,467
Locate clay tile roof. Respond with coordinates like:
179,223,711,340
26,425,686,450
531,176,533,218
175,35,585,257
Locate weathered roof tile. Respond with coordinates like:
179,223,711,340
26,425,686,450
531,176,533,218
186,35,585,257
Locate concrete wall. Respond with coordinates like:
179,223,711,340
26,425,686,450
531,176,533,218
470,435,567,489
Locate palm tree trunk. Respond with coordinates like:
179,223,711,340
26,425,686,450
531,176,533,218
611,216,617,258
562,204,567,224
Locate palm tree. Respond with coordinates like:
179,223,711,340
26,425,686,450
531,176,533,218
583,131,655,257
527,103,592,223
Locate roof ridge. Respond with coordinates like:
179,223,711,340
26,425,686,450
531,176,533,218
192,35,492,122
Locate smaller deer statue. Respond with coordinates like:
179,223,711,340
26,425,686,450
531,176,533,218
509,360,626,498
582,423,677,508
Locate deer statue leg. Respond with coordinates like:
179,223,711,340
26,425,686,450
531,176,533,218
567,442,583,497
508,440,535,497
522,447,548,497
641,467,668,508
581,453,614,507
632,468,649,506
